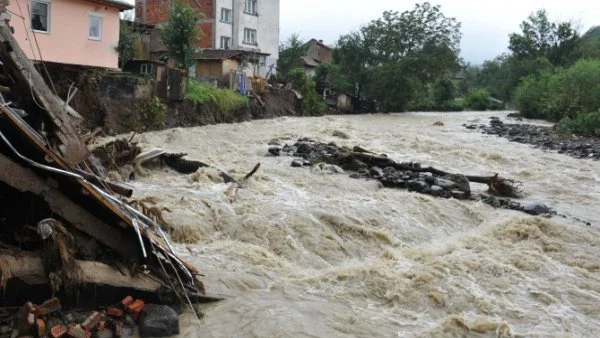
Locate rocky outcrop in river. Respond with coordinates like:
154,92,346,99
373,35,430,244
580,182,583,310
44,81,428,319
464,117,600,160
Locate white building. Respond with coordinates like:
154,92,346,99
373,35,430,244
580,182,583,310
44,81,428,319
214,0,280,77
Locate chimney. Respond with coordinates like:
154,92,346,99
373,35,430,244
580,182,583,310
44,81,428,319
318,39,323,44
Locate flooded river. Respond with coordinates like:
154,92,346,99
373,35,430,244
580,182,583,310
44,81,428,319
125,111,600,337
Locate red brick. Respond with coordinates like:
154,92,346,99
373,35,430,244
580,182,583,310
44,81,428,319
81,311,102,331
126,300,144,314
131,303,145,321
107,307,124,318
36,318,46,337
40,297,62,315
120,296,133,308
50,324,67,338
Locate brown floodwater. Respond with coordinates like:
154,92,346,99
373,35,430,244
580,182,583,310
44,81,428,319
111,111,600,337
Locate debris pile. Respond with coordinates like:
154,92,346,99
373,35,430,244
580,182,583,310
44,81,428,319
5,296,180,338
0,7,213,337
266,138,571,217
464,116,600,160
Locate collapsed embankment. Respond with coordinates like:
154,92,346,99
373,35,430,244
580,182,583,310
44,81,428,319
44,65,304,135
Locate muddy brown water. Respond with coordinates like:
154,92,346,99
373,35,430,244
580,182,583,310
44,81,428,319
108,112,600,337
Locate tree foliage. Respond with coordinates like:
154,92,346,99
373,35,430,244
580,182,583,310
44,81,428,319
334,2,462,111
117,20,135,68
278,34,306,82
508,9,579,66
161,1,201,69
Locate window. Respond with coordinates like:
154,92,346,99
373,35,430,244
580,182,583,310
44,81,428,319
140,63,153,75
31,0,50,32
220,36,231,49
220,8,231,22
244,0,256,14
243,28,256,44
88,13,102,40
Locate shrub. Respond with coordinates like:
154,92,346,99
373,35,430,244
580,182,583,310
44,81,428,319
556,110,600,136
514,59,600,122
300,77,327,116
186,79,249,118
432,78,456,105
140,97,167,129
466,88,493,110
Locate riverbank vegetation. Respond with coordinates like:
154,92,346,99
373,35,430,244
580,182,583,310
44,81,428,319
186,79,249,117
464,10,600,136
279,4,600,136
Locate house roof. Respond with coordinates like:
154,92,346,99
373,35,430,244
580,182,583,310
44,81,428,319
303,38,333,51
193,49,270,61
302,56,320,68
85,0,133,11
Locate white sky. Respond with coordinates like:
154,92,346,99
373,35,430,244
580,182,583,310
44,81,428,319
280,0,600,64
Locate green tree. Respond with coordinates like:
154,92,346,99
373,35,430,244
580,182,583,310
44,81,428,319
117,20,135,68
579,26,600,59
433,78,456,105
333,31,372,96
278,34,305,82
161,1,201,69
335,2,462,111
508,9,580,66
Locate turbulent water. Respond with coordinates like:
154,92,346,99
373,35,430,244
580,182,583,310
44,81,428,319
121,111,600,337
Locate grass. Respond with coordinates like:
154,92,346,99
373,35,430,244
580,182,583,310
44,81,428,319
186,79,249,117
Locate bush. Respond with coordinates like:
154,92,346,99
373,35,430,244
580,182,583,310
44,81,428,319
514,59,600,122
466,88,493,110
433,78,456,105
300,77,327,116
556,110,600,136
140,97,167,129
514,69,560,119
186,79,249,118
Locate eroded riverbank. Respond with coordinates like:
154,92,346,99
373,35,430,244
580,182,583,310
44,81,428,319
114,111,600,337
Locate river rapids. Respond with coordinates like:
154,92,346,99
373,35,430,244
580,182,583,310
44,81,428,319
121,111,600,337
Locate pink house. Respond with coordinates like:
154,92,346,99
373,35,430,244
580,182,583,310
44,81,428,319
6,0,133,69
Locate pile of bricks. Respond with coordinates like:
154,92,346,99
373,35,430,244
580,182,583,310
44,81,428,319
8,296,149,338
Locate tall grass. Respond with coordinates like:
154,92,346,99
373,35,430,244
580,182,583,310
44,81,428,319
186,79,249,117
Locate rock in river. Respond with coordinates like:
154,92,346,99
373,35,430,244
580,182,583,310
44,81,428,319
524,202,551,215
139,304,179,337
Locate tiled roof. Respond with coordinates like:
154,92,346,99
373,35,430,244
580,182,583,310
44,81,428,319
85,0,133,11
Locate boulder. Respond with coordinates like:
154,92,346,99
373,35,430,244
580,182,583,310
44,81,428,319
349,159,369,171
291,160,303,167
139,304,179,338
296,142,312,154
268,145,281,156
442,174,470,196
430,185,444,196
434,178,456,190
332,130,350,139
370,166,384,178
524,202,550,215
408,180,428,192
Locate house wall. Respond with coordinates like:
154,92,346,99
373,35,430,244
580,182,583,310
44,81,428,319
219,0,278,76
7,0,121,68
196,60,223,79
306,41,332,63
135,0,214,48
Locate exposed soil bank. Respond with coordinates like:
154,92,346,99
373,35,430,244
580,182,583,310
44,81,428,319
44,66,305,135
464,116,600,160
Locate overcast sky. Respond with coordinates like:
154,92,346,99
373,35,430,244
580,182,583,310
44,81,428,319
280,0,600,64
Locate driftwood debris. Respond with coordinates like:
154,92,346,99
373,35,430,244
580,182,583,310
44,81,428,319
273,138,523,199
334,151,523,198
226,163,261,202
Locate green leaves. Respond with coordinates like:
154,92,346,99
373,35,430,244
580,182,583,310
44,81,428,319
334,2,462,111
161,1,202,69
